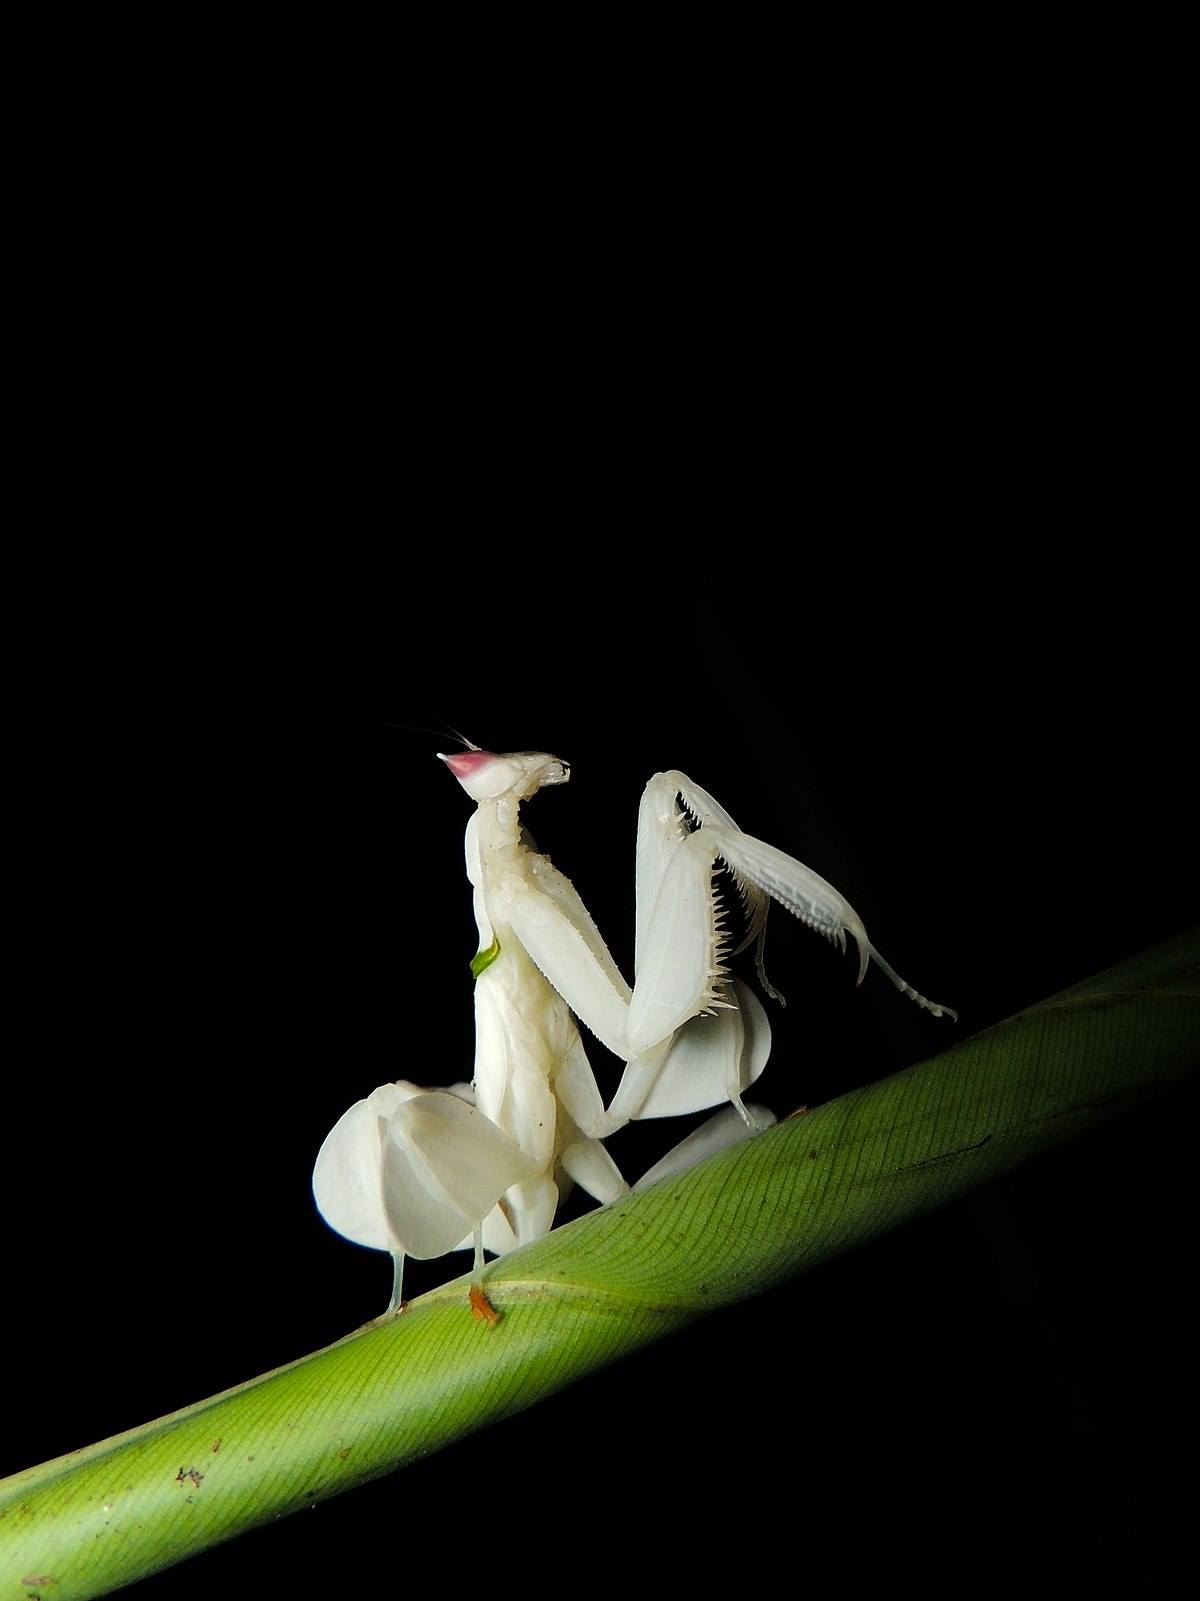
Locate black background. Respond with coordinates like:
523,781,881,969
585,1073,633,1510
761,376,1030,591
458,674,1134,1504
13,158,1196,1597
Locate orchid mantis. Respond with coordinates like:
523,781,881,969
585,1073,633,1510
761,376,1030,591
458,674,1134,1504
314,743,954,1320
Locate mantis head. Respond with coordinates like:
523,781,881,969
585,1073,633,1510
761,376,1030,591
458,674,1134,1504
439,749,570,802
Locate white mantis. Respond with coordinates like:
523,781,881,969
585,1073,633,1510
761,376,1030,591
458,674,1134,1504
314,743,955,1320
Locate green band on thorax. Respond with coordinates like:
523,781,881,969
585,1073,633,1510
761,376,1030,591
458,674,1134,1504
470,936,501,979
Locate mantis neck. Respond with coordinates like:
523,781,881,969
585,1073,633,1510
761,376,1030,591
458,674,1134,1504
465,795,524,953
475,794,523,853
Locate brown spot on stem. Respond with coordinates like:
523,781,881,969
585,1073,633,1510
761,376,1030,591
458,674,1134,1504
469,1285,501,1326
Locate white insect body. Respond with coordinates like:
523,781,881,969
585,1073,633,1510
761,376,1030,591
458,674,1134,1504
313,745,953,1319
454,750,629,1257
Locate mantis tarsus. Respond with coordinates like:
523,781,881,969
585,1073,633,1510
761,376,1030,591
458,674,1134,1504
313,744,955,1318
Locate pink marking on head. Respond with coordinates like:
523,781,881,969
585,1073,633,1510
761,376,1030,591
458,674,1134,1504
439,750,496,779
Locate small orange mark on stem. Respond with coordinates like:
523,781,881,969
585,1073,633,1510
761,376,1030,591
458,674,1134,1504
469,1285,500,1326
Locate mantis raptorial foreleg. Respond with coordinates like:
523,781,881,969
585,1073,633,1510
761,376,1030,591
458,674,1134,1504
475,756,954,1132
665,772,955,1016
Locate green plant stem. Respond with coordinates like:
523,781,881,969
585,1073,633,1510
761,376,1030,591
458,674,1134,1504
2,930,1196,1598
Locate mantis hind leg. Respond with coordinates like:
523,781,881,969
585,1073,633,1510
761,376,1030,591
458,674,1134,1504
387,1250,405,1315
468,1224,500,1326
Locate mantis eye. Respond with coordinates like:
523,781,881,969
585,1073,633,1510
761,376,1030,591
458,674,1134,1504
440,750,495,782
439,749,517,800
